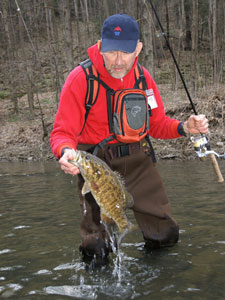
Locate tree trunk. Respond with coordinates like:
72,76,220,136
212,0,217,83
209,0,218,84
64,0,74,72
26,64,35,117
181,0,186,50
165,0,170,40
2,0,18,113
102,0,110,20
140,0,154,76
81,0,90,45
184,0,192,50
217,0,224,83
73,0,81,48
191,0,199,95
44,0,64,99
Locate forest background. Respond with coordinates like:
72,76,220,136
0,0,225,162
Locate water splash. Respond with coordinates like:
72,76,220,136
13,225,31,230
104,223,125,284
43,285,98,299
82,199,87,215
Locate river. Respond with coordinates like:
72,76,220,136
0,159,225,299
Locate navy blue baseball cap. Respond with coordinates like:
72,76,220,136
101,14,140,53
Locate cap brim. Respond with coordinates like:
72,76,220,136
101,39,137,53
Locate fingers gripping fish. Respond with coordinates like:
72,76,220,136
69,149,136,242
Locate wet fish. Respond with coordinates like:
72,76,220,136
69,149,136,241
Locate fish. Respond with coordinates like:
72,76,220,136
69,149,136,242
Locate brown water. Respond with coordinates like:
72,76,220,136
0,159,225,299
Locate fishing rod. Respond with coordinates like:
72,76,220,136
148,0,224,183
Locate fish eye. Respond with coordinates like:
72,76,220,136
85,155,90,160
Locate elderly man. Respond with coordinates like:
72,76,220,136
50,14,208,260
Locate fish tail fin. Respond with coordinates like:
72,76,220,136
128,221,138,232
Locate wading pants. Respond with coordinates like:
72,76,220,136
77,142,179,258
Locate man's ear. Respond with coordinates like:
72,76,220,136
135,42,143,57
97,40,102,54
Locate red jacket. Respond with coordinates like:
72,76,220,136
50,44,182,158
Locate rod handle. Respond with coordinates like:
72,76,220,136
208,153,224,183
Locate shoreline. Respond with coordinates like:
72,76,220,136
1,87,224,163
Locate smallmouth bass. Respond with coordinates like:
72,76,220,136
69,149,136,241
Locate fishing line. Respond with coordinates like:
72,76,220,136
143,2,177,88
145,4,184,91
148,0,198,115
14,0,37,57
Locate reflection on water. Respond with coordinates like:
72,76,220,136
0,159,225,299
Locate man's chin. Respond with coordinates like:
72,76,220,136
111,71,127,79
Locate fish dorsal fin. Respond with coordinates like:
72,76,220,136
113,171,125,186
81,181,91,195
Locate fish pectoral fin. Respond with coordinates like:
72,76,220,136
101,211,114,225
125,191,134,208
81,182,91,195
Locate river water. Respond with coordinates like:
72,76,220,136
0,159,225,300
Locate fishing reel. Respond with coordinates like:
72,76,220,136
190,135,225,160
190,135,210,160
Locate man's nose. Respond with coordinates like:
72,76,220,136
115,52,123,64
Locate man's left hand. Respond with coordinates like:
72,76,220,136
183,114,209,135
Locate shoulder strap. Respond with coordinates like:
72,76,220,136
79,59,100,135
79,58,114,135
134,63,148,90
145,134,156,163
134,63,152,117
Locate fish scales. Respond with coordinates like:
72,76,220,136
69,149,135,236
84,158,128,231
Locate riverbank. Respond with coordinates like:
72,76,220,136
1,85,224,162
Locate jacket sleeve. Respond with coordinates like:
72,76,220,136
50,67,87,158
143,67,182,139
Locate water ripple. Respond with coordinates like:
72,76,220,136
43,285,98,299
0,249,15,255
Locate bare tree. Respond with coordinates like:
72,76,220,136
140,0,154,75
64,0,74,71
191,0,199,95
1,0,18,113
209,0,219,84
44,0,64,101
164,0,170,40
217,0,225,83
73,0,81,47
180,0,186,51
184,0,192,51
80,0,91,47
102,0,110,18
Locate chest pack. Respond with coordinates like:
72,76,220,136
80,58,155,160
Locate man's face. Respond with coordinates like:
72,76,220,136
99,42,142,79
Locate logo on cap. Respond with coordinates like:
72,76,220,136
114,26,122,36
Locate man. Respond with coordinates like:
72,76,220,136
50,14,208,259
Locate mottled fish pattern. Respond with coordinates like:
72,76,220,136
69,149,135,240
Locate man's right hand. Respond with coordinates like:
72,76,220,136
59,149,80,175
